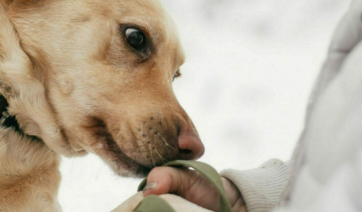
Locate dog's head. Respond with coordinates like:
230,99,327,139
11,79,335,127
0,0,204,177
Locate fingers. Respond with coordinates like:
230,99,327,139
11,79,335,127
221,178,246,211
142,166,188,196
142,166,222,211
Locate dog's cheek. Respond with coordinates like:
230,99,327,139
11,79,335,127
8,99,42,136
57,75,74,95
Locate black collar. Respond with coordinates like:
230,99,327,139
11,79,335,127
0,95,21,132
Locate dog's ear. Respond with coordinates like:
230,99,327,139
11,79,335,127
0,6,75,156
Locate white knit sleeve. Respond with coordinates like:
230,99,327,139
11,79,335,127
220,159,289,212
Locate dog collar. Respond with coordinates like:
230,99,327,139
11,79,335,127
0,95,21,132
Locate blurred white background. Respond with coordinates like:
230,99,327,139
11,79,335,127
58,1,350,211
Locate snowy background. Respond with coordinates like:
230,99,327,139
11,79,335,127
58,1,350,211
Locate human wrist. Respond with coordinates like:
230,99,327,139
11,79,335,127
221,177,246,212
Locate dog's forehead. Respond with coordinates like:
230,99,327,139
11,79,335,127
86,0,185,64
114,1,184,54
8,0,185,66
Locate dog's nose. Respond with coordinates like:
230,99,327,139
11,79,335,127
178,127,204,160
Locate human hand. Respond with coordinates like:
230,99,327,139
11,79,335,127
141,166,247,212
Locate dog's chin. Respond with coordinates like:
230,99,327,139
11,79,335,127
81,117,152,178
98,132,152,178
109,157,152,178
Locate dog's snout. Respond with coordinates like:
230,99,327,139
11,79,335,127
177,126,204,160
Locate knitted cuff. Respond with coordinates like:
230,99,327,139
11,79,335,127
221,159,289,212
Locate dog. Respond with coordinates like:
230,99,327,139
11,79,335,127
0,0,204,211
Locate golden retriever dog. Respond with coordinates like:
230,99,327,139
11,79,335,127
0,0,204,211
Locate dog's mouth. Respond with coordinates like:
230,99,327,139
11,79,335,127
81,116,154,177
98,129,152,177
0,94,178,177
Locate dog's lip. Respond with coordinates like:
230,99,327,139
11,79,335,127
110,141,153,177
98,130,152,177
81,117,152,177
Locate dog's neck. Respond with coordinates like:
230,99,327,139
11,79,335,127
0,94,61,211
0,95,21,132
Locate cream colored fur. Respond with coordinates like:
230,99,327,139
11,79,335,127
0,128,61,212
0,4,62,211
0,0,203,211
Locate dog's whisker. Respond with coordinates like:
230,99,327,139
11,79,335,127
153,148,167,163
157,132,176,151
148,143,156,167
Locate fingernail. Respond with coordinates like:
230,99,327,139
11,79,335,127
143,181,157,191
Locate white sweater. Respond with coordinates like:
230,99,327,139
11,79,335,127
221,0,362,211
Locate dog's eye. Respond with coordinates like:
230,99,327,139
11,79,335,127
125,28,146,50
